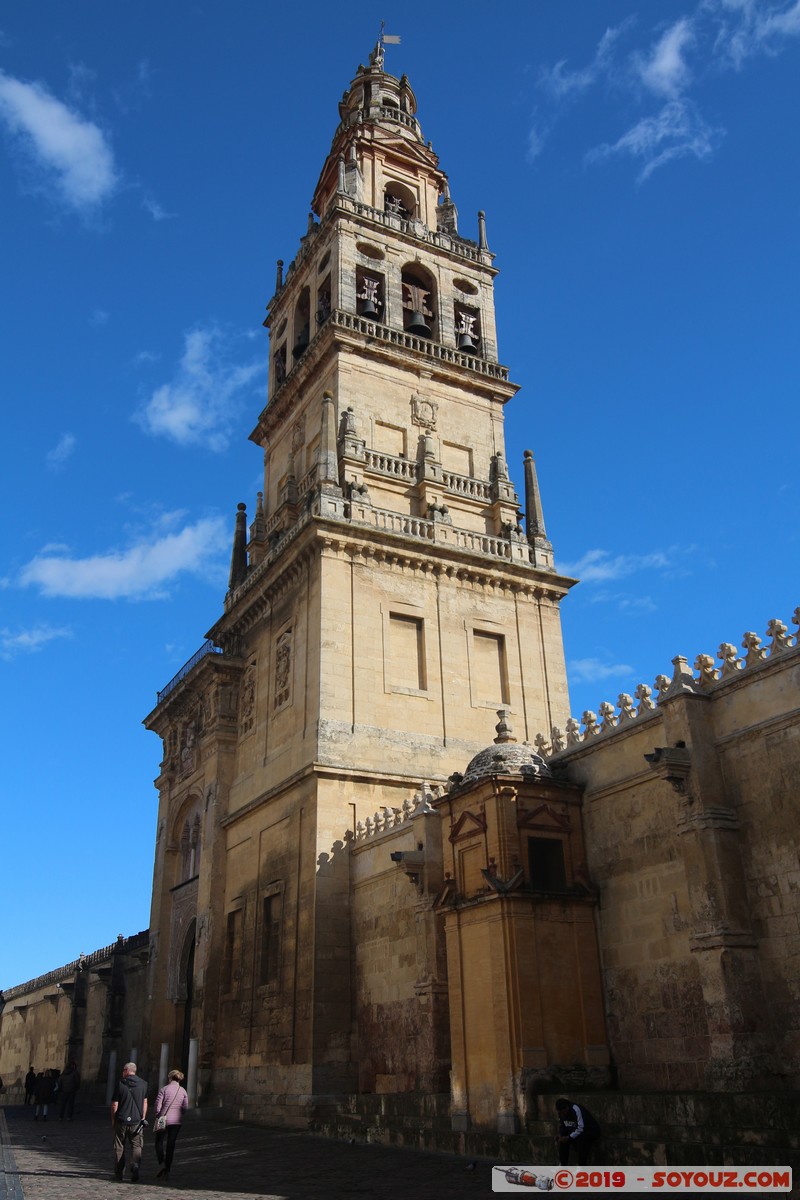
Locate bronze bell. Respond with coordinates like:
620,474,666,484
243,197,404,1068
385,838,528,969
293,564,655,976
292,327,309,359
457,330,478,354
359,297,379,318
406,310,431,337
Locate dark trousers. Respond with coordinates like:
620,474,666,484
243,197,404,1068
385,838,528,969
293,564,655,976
559,1133,598,1167
155,1123,181,1173
58,1090,77,1119
114,1122,144,1177
25,1089,35,1105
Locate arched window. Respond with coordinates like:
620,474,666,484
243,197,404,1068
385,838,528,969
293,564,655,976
292,287,310,360
177,804,202,883
384,181,416,220
401,264,437,340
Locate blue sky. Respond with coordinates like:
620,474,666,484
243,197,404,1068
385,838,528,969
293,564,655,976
1,1,798,989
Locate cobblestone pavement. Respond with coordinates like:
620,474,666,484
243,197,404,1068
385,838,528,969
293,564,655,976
1,1105,505,1200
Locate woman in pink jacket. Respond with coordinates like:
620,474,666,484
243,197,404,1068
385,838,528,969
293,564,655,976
153,1069,189,1180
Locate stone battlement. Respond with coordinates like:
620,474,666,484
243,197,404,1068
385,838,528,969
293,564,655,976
532,607,800,758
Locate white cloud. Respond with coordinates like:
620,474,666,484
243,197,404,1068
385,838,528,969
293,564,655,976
19,515,229,600
557,547,671,583
530,21,633,159
540,22,632,98
637,19,695,96
0,624,72,659
143,193,175,221
46,432,77,469
587,99,723,181
527,117,550,163
567,657,636,684
135,327,264,451
0,69,118,211
707,0,800,66
531,0,800,178
89,308,109,326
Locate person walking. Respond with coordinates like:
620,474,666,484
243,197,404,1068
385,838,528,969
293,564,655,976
57,1060,81,1120
111,1061,148,1183
24,1067,36,1105
34,1069,57,1121
555,1097,601,1166
153,1069,189,1180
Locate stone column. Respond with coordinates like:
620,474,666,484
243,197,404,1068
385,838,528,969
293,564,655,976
187,1038,199,1107
159,1042,169,1090
105,1049,118,1106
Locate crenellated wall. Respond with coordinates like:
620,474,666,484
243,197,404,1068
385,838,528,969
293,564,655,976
526,607,800,1094
0,933,149,1102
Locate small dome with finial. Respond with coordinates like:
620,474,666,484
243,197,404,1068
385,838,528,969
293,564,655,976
460,709,550,787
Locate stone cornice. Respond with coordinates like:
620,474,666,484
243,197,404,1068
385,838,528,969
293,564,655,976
214,516,573,643
144,653,245,731
252,310,517,445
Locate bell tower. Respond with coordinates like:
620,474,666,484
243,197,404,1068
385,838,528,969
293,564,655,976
239,39,572,774
144,39,574,1124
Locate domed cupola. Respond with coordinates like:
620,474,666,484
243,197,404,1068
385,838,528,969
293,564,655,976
460,710,551,788
311,35,446,221
336,39,422,143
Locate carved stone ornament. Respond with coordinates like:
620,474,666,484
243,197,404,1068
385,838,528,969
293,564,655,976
291,414,306,455
274,628,292,710
239,662,256,737
179,721,197,777
410,392,438,431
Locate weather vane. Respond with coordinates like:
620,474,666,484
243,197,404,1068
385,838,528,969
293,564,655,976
372,21,401,68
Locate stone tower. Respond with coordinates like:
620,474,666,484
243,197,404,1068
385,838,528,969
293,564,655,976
143,40,575,1122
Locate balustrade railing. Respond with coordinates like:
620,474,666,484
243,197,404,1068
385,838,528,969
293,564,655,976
157,640,222,705
363,449,419,482
330,310,509,381
442,471,491,500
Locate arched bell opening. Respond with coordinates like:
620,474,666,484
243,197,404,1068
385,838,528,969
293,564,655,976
292,287,311,359
384,181,416,220
316,274,332,328
454,303,482,356
271,317,288,388
356,267,384,320
401,264,437,340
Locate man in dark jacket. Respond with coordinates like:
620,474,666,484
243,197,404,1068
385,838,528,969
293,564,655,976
555,1097,601,1166
111,1062,148,1182
25,1067,36,1105
57,1060,81,1120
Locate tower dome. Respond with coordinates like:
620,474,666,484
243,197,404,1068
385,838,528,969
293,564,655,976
460,709,550,787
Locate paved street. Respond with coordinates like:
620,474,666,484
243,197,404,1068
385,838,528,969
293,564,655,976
4,1105,796,1200
0,1104,500,1200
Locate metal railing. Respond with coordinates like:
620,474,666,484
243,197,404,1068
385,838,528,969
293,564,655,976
157,640,222,705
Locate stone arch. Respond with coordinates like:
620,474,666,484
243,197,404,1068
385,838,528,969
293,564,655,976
171,794,203,886
401,261,437,339
384,179,417,219
292,286,311,359
167,901,197,1004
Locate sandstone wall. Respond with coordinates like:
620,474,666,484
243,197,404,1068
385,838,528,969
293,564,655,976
535,619,800,1092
